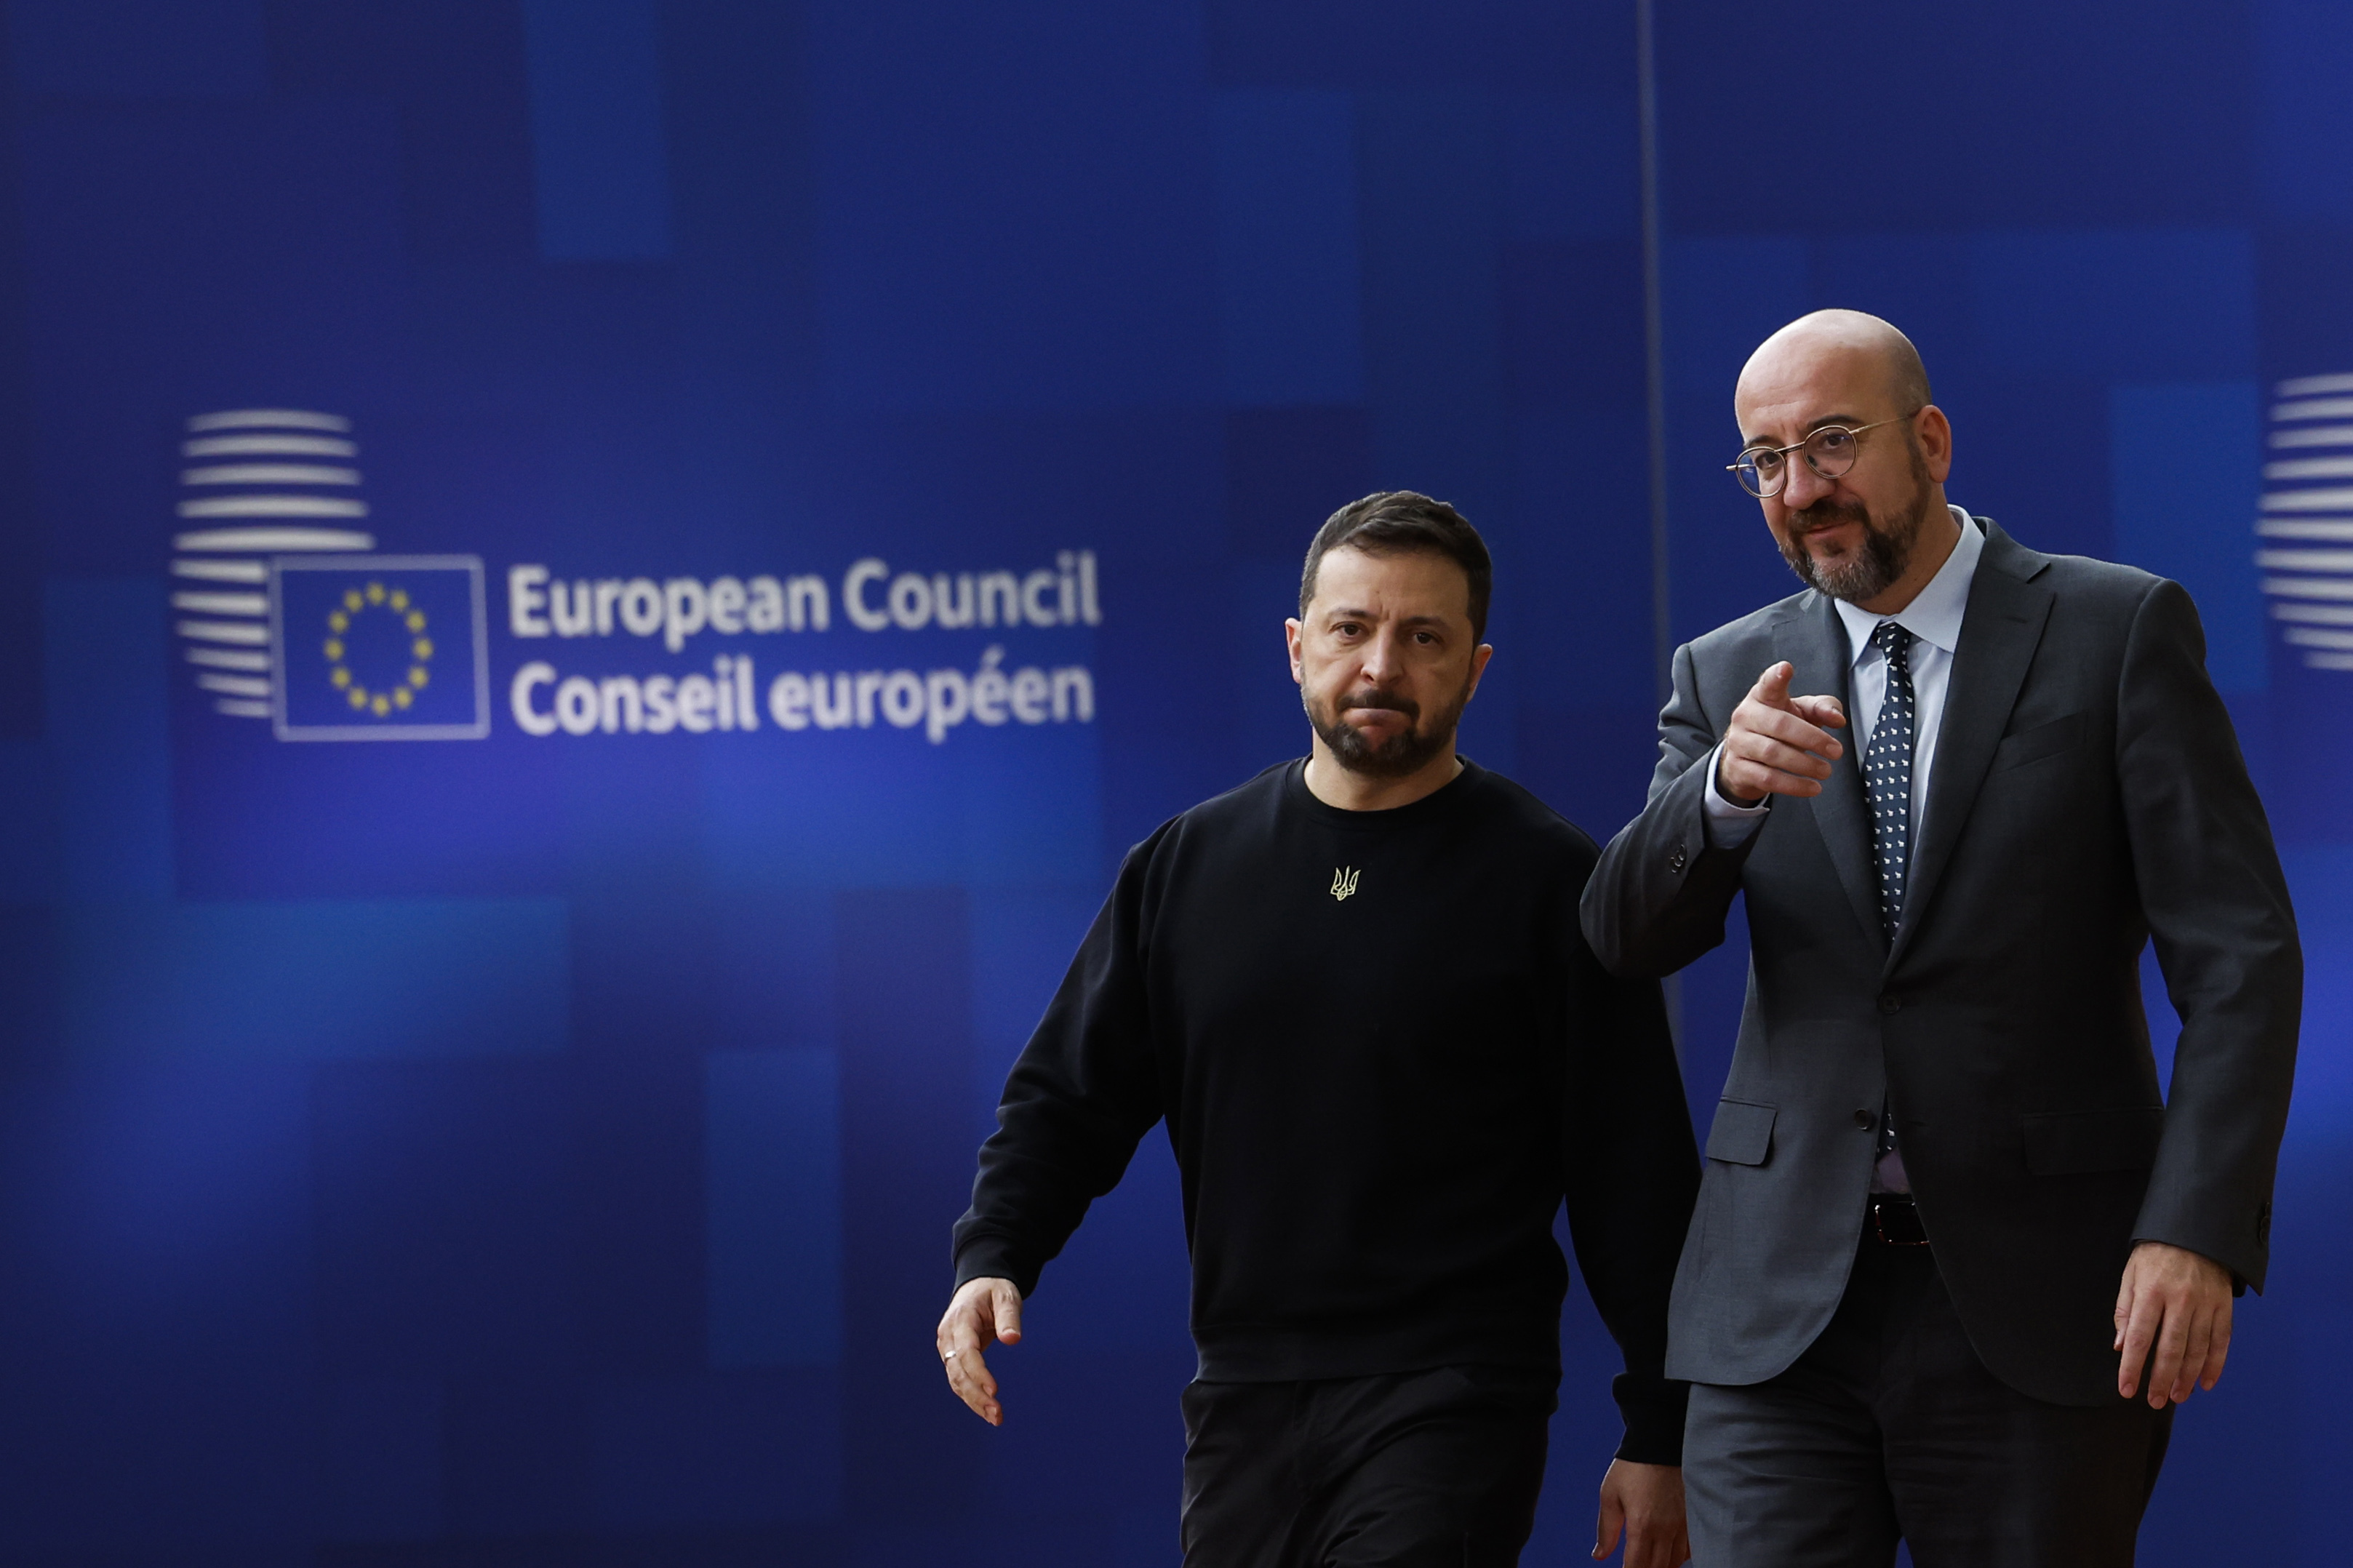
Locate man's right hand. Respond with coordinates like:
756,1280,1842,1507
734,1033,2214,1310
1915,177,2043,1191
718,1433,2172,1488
1594,1459,1690,1567
936,1276,1023,1426
1717,660,1847,804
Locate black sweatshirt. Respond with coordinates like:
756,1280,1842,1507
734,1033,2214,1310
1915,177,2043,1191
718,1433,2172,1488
952,760,1701,1462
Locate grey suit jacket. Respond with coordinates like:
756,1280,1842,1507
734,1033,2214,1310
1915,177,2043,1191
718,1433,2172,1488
1581,519,2301,1407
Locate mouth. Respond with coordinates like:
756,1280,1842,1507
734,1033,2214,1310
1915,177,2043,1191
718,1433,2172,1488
1791,510,1867,554
1336,688,1417,720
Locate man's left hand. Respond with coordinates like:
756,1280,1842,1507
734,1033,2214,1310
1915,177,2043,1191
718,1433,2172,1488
1594,1459,1688,1567
2114,1240,2233,1408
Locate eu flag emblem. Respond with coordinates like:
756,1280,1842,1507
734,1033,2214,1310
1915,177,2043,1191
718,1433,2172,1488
272,556,490,740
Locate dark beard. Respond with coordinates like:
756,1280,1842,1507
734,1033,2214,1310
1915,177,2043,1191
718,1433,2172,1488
1304,680,1469,779
1778,439,1936,602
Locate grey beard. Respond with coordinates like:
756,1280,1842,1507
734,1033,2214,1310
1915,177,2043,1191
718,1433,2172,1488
1787,507,1907,601
1782,488,1934,603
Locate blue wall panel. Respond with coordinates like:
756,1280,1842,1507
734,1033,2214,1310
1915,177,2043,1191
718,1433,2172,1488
15,101,408,575
811,0,1220,412
1503,93,1637,244
1357,96,1509,527
1661,235,1807,644
2280,847,2353,1126
967,882,1103,1116
1660,1,2253,236
591,1370,844,1527
8,0,268,100
0,740,60,898
1970,230,2256,383
1211,89,1365,407
49,577,172,899
319,1375,445,1542
706,1048,844,1369
2111,382,2266,693
834,888,987,1533
2260,0,2353,220
522,0,675,260
0,1062,312,1555
63,899,570,1060
1205,0,1631,95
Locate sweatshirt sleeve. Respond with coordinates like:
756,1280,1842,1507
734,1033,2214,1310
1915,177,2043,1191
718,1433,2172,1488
1559,929,1702,1465
951,836,1168,1297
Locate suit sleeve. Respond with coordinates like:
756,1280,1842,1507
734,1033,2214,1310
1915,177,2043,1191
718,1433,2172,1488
1561,930,1702,1465
2117,580,2301,1290
1581,640,1763,978
952,839,1167,1295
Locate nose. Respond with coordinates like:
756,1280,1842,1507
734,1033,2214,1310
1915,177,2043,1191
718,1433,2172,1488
1778,449,1834,511
1356,625,1402,687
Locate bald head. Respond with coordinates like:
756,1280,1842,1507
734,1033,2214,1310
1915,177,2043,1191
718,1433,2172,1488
1738,309,1930,426
1730,308,1957,612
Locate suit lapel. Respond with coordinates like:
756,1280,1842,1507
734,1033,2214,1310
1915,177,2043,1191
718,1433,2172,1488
1772,593,1881,951
1888,520,2054,969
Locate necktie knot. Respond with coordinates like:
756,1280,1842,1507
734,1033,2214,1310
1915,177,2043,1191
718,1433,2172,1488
1874,620,1912,671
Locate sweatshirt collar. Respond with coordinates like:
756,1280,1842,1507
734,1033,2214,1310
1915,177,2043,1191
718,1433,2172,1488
1287,755,1482,826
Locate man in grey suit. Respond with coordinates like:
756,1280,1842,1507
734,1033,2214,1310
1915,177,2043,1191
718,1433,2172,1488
1581,309,2301,1566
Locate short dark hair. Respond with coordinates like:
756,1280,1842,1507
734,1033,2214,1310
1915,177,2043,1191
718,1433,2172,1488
1298,490,1493,643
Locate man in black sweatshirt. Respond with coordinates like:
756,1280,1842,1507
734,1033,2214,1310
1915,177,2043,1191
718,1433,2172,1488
936,492,1701,1568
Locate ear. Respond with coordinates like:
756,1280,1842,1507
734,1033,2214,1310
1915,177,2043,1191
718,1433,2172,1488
1914,404,1954,484
1285,618,1306,685
1463,643,1494,702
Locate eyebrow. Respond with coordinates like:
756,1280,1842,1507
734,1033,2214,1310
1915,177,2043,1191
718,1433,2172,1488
1324,606,1453,628
1739,413,1870,448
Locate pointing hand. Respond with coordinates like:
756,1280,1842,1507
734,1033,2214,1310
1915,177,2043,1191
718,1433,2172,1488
1717,661,1847,805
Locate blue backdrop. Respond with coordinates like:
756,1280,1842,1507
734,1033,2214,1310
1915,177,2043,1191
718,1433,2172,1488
0,2,2341,1564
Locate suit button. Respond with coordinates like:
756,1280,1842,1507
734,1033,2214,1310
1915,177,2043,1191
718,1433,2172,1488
1878,994,1901,1015
1668,843,1688,873
1853,1108,1874,1130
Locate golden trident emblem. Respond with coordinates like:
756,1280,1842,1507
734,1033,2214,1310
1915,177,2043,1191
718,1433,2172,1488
1330,866,1360,902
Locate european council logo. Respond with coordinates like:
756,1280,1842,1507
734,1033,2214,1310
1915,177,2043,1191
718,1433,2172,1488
271,556,490,740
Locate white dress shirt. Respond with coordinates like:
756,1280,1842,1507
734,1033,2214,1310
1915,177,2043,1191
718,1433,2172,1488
1697,506,1986,1193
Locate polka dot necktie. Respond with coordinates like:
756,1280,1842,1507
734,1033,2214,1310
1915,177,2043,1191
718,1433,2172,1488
1865,620,1916,941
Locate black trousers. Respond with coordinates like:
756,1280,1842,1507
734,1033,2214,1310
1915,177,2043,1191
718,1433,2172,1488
1178,1364,1559,1568
1684,1230,2173,1567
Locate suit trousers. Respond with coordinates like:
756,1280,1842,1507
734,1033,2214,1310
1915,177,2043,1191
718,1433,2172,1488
1684,1229,2173,1567
1178,1364,1557,1568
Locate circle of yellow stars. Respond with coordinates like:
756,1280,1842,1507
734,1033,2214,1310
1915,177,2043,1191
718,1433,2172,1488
324,581,433,718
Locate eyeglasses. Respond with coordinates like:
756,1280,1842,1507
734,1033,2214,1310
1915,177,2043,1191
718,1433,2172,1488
1727,417,1907,499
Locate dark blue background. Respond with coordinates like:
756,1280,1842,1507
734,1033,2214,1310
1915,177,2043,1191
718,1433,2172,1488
0,2,2342,1564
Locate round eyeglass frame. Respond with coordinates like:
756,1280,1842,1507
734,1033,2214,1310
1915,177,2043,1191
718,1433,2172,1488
1727,416,1907,499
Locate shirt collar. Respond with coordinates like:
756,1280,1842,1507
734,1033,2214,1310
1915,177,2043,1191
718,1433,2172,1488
1831,505,1984,664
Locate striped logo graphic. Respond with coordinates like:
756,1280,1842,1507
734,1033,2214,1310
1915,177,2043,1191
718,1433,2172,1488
2261,375,2353,672
171,408,375,718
